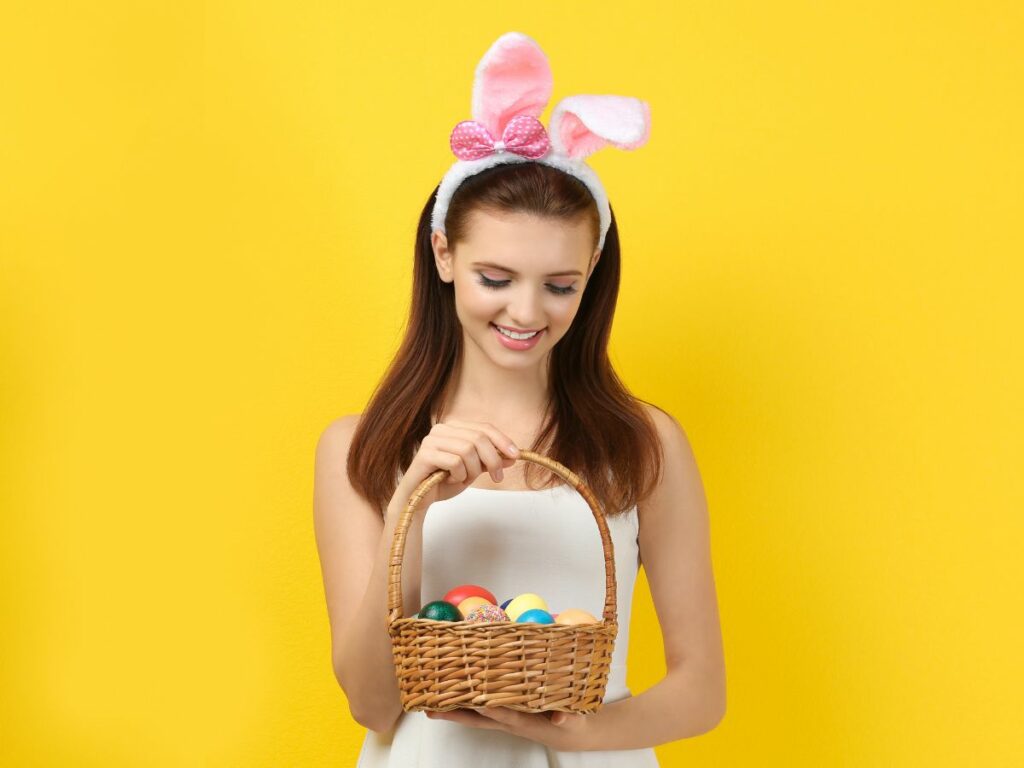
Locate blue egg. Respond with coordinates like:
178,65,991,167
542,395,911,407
500,598,513,610
515,608,555,624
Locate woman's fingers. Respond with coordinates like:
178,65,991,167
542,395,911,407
429,439,482,484
445,421,520,460
434,422,521,484
420,436,473,483
404,420,524,505
470,433,506,483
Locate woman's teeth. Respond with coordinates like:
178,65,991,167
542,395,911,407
495,325,539,340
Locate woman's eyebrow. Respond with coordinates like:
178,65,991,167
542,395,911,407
471,261,582,277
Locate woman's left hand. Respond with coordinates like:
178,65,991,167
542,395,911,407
425,706,591,751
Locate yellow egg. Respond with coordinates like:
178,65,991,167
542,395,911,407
505,593,548,622
457,596,492,616
554,608,598,625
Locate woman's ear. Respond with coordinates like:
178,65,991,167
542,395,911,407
432,229,455,283
588,246,601,279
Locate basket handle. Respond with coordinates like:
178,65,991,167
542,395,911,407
386,449,618,626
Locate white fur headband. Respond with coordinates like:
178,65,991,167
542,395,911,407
429,31,652,251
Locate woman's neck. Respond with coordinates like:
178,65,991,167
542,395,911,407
435,343,553,434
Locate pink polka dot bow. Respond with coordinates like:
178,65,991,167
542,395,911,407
449,114,551,161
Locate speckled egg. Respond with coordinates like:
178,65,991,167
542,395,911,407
466,604,509,623
457,596,492,616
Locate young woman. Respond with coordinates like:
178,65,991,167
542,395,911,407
314,32,725,767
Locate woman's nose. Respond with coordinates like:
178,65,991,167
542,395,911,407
506,288,544,328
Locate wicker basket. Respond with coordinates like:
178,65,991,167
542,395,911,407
387,449,618,714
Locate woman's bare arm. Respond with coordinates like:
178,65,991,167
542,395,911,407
582,405,726,747
313,414,424,733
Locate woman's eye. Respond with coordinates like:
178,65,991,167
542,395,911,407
477,274,510,289
548,284,577,296
476,274,577,296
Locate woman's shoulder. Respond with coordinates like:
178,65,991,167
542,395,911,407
634,400,703,516
636,401,700,502
639,401,687,444
323,412,363,433
316,413,365,458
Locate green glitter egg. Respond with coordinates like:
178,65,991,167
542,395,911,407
418,600,463,622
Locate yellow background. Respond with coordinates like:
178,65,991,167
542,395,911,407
2,1,1021,765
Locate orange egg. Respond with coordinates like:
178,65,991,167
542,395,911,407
458,596,492,616
554,608,598,625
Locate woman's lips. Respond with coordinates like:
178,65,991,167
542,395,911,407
493,323,544,333
490,323,545,350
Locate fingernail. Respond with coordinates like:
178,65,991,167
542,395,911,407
508,445,519,456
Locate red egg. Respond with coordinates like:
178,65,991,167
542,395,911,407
443,584,497,607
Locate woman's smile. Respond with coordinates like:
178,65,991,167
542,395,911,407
490,322,546,350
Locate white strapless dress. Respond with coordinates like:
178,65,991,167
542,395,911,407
356,484,660,767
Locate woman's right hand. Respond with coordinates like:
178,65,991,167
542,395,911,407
394,420,521,508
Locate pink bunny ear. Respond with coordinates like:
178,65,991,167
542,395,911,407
471,32,554,140
548,94,651,159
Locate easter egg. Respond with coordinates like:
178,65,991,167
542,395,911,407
444,584,497,607
554,609,598,625
466,604,509,623
500,598,513,610
457,596,492,616
516,608,555,624
505,593,548,622
418,600,463,622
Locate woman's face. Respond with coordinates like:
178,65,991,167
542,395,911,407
432,208,600,368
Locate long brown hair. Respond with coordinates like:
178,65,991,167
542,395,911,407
348,162,665,517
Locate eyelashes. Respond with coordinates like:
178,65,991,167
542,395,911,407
476,274,578,296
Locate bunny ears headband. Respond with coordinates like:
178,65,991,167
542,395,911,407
429,32,652,252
